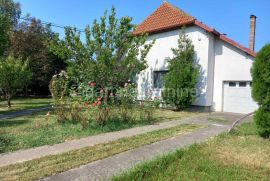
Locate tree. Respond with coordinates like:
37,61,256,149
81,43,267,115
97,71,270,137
8,17,67,95
251,44,270,138
0,56,32,107
0,0,20,56
162,30,199,111
49,7,154,92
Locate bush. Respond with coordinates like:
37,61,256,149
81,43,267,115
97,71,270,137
252,44,270,138
254,107,270,138
139,102,155,123
49,71,69,103
162,30,199,111
70,101,88,129
49,71,70,123
116,83,137,123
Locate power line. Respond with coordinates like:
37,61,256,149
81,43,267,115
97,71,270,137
19,16,85,33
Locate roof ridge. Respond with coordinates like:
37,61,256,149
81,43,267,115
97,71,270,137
164,1,195,20
133,2,194,35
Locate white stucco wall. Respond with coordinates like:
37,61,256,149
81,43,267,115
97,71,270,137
137,26,215,106
212,40,254,112
137,25,255,111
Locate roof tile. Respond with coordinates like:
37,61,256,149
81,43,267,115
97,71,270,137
134,2,256,57
133,2,195,35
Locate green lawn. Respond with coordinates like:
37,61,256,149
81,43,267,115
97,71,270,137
0,124,203,181
0,98,53,114
113,121,270,181
0,109,203,153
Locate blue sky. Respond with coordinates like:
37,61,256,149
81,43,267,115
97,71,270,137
16,0,269,51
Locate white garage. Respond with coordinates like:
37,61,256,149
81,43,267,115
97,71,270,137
223,81,258,114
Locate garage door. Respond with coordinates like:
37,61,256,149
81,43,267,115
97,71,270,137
223,81,258,114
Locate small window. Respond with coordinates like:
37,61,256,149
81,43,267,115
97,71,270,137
239,82,247,87
229,82,236,87
153,70,168,89
250,82,252,87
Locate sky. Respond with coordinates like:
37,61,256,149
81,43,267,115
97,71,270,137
16,0,270,52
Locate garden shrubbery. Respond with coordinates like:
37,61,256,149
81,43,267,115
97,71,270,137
47,7,157,129
252,44,270,138
49,73,158,129
163,29,199,111
254,107,270,138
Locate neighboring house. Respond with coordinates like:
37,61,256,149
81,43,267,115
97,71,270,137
134,2,258,114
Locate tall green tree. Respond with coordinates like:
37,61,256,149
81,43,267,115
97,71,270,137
0,56,32,107
163,30,199,111
0,0,20,56
8,17,67,95
252,44,270,138
49,7,154,90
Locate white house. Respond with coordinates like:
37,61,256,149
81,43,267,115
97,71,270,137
134,2,258,114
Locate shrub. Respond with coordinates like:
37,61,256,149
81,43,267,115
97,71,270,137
162,29,199,111
252,44,270,138
70,101,88,129
79,81,112,126
49,71,70,123
54,105,69,123
49,71,69,103
117,83,137,123
153,97,162,108
139,102,155,123
94,106,111,126
254,107,270,138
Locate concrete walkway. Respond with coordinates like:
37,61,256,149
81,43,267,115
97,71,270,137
0,106,51,120
0,114,211,167
42,126,226,181
41,114,239,181
0,112,246,180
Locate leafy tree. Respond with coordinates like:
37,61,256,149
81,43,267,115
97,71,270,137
0,0,20,56
49,7,154,92
0,56,32,107
251,44,270,138
8,17,67,95
163,30,199,111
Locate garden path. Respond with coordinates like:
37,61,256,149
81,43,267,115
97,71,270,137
0,106,51,120
0,112,244,168
41,112,247,181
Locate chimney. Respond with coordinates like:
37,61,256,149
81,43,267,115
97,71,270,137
249,15,257,51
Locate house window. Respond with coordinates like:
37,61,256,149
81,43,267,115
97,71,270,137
229,82,236,87
239,82,247,87
153,70,168,89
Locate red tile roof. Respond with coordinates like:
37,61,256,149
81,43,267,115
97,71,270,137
133,2,195,35
134,2,256,57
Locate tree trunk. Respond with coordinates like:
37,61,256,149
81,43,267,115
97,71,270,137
24,86,28,97
6,94,11,108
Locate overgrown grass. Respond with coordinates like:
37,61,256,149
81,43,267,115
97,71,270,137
0,124,202,181
0,98,53,114
154,109,204,122
113,121,270,181
208,117,228,123
0,109,203,153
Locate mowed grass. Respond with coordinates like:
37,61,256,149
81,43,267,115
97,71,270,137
113,121,270,181
0,109,203,153
0,124,203,181
0,98,53,114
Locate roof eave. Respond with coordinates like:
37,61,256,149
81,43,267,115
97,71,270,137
133,20,195,36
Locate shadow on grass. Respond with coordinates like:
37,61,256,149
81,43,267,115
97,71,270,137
17,102,53,105
0,119,30,127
